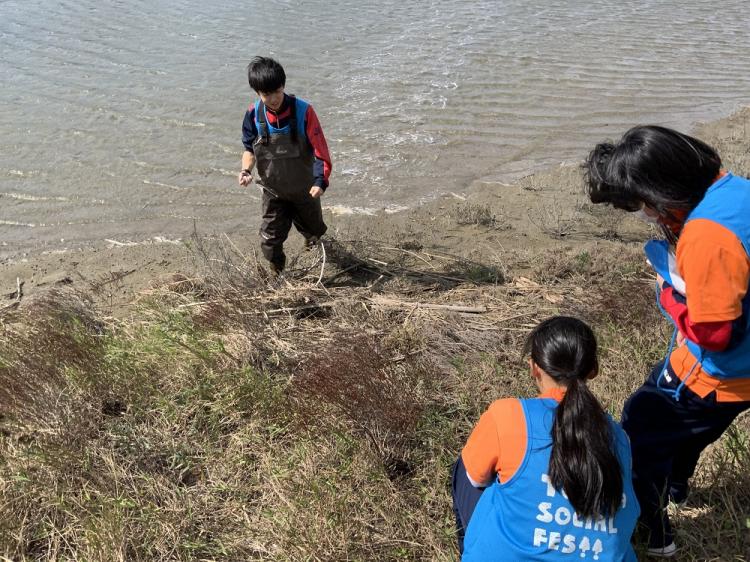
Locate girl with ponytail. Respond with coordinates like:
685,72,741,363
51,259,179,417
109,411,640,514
452,316,639,561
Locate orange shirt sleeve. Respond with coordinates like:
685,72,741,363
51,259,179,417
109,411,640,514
461,398,527,485
676,218,750,323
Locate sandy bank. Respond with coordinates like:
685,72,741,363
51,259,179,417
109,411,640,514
1,107,748,313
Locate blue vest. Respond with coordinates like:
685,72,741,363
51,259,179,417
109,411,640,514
462,399,639,562
684,173,750,379
253,96,309,142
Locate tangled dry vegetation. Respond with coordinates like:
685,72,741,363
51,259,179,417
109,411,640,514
0,235,748,561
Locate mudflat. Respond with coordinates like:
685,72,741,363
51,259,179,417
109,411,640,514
1,107,748,312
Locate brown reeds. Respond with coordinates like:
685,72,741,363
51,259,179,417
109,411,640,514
0,236,747,561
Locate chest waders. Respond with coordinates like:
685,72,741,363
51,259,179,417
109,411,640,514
254,97,314,201
253,97,327,271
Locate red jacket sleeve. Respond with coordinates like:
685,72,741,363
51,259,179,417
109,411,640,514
659,285,733,351
305,105,332,189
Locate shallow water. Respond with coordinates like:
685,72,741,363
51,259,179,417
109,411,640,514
2,0,750,258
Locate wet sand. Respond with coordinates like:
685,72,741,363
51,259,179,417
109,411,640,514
2,106,748,313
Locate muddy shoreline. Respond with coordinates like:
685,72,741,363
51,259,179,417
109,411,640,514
2,107,748,312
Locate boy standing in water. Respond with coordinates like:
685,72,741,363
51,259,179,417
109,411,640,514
238,57,332,275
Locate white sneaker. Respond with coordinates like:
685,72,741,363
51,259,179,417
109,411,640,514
647,542,677,558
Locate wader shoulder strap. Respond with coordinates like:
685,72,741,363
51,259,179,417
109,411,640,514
288,95,298,144
257,102,269,145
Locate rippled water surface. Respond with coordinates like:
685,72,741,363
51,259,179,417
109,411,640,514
2,0,750,257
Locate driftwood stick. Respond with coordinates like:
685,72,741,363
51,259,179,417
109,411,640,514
368,296,487,314
491,310,539,323
208,257,245,275
315,241,327,286
413,303,487,313
222,233,250,265
403,270,467,283
243,302,339,315
367,274,386,290
323,263,362,283
379,246,436,269
419,251,461,261
0,301,19,313
177,300,222,309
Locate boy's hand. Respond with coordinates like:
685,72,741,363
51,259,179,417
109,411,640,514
238,170,253,186
309,186,324,199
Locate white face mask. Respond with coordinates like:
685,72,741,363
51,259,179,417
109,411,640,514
632,208,660,224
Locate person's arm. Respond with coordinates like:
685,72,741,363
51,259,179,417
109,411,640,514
659,285,733,351
305,105,332,198
461,407,501,488
662,219,750,351
239,150,256,186
239,108,257,186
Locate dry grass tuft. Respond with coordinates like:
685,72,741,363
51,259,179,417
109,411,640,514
293,334,429,478
448,202,505,229
0,238,747,561
0,289,102,433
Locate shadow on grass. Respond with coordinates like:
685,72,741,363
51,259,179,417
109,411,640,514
322,237,505,290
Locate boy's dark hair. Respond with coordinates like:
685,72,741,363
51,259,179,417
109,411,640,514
524,316,623,519
247,57,286,93
583,125,721,216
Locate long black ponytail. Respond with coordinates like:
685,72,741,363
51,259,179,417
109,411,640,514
524,316,623,519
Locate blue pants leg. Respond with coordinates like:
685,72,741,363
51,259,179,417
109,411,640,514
451,456,486,555
621,361,750,548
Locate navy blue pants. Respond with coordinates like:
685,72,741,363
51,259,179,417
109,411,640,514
621,361,750,548
451,456,487,555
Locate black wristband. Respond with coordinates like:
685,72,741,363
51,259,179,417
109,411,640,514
241,168,252,175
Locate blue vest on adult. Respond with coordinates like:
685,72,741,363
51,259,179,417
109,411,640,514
685,173,750,379
462,398,639,562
